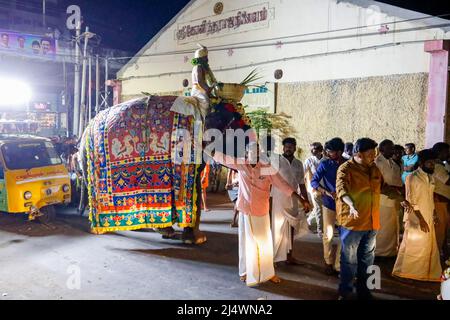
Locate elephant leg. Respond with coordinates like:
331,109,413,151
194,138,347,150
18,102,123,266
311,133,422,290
78,178,87,216
182,163,207,245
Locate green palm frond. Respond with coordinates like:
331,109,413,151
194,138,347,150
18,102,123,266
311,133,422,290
240,69,264,86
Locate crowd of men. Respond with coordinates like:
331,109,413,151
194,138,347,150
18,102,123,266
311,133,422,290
214,137,450,300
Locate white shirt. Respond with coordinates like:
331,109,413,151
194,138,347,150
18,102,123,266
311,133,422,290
282,156,304,189
375,154,403,207
375,154,403,187
272,155,304,221
304,155,322,177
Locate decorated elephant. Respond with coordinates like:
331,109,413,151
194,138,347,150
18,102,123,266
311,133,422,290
79,92,253,244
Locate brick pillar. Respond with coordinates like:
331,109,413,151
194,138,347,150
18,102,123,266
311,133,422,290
424,40,450,147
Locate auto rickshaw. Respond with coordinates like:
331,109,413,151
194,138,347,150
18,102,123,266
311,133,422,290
0,134,71,222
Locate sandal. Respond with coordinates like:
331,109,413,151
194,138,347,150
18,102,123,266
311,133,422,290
269,276,282,284
194,233,207,245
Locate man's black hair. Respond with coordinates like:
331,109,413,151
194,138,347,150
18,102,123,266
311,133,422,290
353,138,378,154
405,143,416,150
344,143,353,153
379,139,394,151
432,142,450,155
282,137,297,146
32,40,40,46
324,137,345,152
310,142,323,149
418,149,437,164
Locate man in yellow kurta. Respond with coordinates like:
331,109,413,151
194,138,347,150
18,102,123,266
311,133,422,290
392,149,442,282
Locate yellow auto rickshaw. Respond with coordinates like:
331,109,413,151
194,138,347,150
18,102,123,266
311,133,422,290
0,134,71,222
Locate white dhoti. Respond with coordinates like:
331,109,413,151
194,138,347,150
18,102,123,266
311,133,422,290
272,191,309,263
375,195,400,257
272,213,292,263
239,212,275,286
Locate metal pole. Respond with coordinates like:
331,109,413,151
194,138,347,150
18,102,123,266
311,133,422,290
104,57,109,108
63,57,69,137
88,55,92,122
42,0,46,29
73,24,81,137
79,26,90,138
95,55,100,115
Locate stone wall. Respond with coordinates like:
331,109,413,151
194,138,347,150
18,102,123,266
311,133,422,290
277,73,429,160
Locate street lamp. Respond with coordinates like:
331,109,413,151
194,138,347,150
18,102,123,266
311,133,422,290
0,78,32,107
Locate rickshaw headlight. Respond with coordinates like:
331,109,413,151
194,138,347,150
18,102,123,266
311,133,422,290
62,184,70,193
24,191,32,200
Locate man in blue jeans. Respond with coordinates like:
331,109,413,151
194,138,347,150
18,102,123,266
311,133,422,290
335,138,383,300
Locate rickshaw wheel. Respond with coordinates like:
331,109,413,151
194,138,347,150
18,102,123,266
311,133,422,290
38,206,56,224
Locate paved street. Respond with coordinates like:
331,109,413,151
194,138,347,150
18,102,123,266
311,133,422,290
0,193,441,300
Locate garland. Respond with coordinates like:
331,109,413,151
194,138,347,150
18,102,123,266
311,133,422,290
191,58,208,67
209,98,252,130
191,58,218,86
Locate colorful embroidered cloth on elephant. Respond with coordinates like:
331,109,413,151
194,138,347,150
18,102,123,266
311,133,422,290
84,96,203,234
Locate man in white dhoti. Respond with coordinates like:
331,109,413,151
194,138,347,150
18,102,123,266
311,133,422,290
212,143,310,286
190,44,218,120
393,149,442,282
271,138,311,265
170,44,217,121
374,140,404,257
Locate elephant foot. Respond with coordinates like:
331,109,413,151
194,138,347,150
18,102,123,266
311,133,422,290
182,228,207,245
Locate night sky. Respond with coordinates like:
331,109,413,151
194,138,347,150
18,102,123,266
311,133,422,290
58,0,190,53
57,0,450,54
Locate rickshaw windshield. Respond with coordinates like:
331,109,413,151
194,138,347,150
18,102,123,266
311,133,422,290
1,141,62,170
